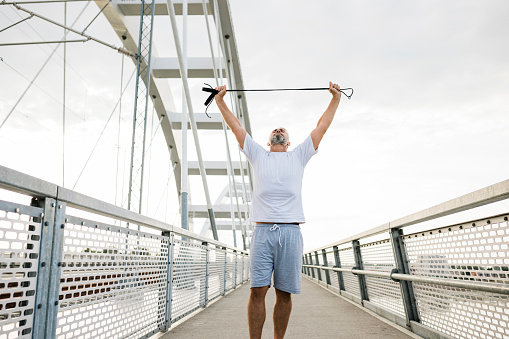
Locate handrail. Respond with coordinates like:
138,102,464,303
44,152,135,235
308,178,509,253
302,264,509,295
0,164,247,253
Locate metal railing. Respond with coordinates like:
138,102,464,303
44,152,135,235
303,179,509,339
0,165,249,339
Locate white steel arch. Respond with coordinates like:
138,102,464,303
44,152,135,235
96,0,253,247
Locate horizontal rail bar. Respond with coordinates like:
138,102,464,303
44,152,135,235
1,0,94,3
310,178,509,252
0,39,88,46
302,264,509,295
9,2,135,57
0,165,247,254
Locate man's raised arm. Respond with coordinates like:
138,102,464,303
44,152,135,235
310,81,341,150
215,85,247,149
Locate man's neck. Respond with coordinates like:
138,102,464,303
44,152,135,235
270,144,287,152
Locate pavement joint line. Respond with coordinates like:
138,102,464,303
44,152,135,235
302,275,422,339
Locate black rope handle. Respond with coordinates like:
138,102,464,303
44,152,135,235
202,83,354,117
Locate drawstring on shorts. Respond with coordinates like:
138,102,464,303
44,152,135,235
270,224,282,247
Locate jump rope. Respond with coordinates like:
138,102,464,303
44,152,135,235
202,83,354,117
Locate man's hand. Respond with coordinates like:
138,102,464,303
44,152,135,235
215,85,227,100
329,81,341,99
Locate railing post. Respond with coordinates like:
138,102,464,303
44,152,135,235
305,255,311,276
233,250,237,289
333,246,345,291
164,232,175,329
314,251,322,282
390,228,420,327
306,255,311,276
322,249,331,285
241,252,244,282
44,201,66,339
309,253,315,279
352,240,369,301
223,247,227,295
202,242,209,308
243,253,247,282
32,198,55,339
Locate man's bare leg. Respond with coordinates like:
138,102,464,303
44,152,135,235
248,286,269,339
273,288,292,339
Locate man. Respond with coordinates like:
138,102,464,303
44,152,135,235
215,82,341,339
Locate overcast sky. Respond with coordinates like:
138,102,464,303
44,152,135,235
1,0,508,251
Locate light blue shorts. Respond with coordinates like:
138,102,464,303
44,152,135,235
250,223,303,294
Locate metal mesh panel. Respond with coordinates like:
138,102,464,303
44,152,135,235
171,239,207,322
326,251,339,289
403,215,509,339
56,216,168,339
225,251,235,291
208,248,225,300
338,247,361,297
0,203,42,339
361,240,405,317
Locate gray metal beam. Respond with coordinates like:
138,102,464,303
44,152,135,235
301,264,509,296
188,161,249,176
322,249,331,285
151,57,226,78
390,228,420,328
332,245,345,291
314,251,322,282
0,164,57,198
117,0,210,16
202,219,244,230
169,112,224,130
352,240,369,301
189,203,247,219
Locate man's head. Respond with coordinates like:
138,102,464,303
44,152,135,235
267,127,290,149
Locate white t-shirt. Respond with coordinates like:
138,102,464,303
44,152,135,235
240,133,318,223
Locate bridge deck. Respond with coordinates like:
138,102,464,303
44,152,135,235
159,277,417,338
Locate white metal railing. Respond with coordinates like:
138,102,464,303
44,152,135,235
303,179,509,339
0,165,249,339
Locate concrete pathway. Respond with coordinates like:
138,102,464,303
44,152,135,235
160,277,417,338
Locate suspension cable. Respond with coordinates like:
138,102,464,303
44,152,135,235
72,68,137,190
202,0,241,245
0,13,32,33
213,0,248,248
115,53,125,206
153,156,177,217
81,0,111,34
5,4,125,116
7,2,134,57
0,57,84,120
62,1,67,187
0,1,91,131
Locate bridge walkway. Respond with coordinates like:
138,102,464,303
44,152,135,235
159,277,419,339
